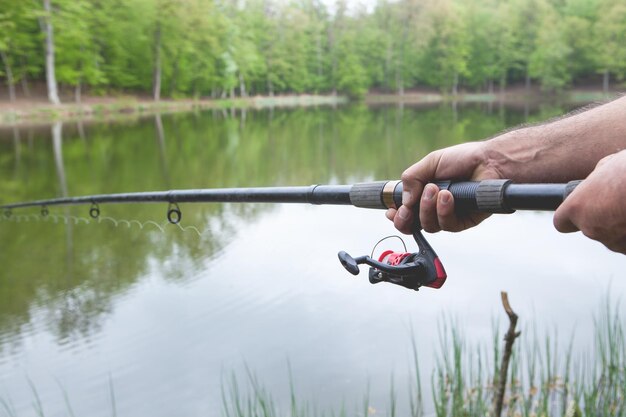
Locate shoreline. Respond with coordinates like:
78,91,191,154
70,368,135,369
0,95,349,127
0,89,620,126
365,89,619,105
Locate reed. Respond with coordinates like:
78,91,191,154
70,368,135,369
221,296,625,417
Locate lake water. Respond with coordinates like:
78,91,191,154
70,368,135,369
0,103,624,417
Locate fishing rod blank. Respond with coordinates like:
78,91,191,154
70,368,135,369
0,179,582,212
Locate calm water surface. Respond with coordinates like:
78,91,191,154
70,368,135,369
0,104,624,417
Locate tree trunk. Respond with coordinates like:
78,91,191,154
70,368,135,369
396,40,403,95
385,43,392,92
20,56,30,97
42,0,60,105
316,27,322,93
267,78,274,97
397,20,409,97
152,21,162,101
0,50,16,102
488,79,494,95
452,72,459,96
499,73,506,96
21,73,30,97
525,69,531,92
75,79,81,104
239,72,247,97
170,57,179,97
603,69,609,94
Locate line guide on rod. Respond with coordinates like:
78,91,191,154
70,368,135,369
0,179,582,292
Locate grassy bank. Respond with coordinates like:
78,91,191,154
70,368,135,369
365,89,621,106
0,94,348,126
222,297,625,417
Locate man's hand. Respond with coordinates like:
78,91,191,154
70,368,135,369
386,141,503,234
554,150,626,254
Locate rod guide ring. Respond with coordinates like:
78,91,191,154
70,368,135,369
89,202,100,219
167,203,182,224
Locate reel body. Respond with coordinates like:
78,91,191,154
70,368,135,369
338,230,447,291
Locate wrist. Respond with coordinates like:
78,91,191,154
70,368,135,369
481,127,538,181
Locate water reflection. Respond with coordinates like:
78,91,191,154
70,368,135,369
0,103,584,345
12,126,21,177
0,102,621,417
154,113,170,186
52,122,68,198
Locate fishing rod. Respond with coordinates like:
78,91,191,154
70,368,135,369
1,179,581,292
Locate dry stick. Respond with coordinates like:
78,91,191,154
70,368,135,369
493,291,522,417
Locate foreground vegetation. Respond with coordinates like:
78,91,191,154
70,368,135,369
1,0,625,104
223,298,625,417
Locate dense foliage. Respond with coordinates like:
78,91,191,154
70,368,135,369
0,0,625,101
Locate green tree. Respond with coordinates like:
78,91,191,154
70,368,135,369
510,0,544,91
529,4,573,91
0,15,17,102
0,1,39,101
96,0,153,91
562,0,598,81
54,0,105,102
419,0,470,94
177,0,224,97
593,0,626,92
335,30,368,98
465,0,517,93
0,0,625,99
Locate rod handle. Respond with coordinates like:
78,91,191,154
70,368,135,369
383,179,582,213
437,180,514,213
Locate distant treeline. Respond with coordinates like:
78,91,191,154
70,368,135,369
0,0,625,103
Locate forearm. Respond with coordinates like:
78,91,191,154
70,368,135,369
483,95,626,182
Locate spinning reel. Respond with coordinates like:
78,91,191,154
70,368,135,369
338,229,447,291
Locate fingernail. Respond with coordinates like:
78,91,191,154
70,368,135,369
402,191,411,206
423,185,435,201
440,193,450,205
397,206,409,220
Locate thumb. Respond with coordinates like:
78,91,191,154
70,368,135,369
553,205,579,233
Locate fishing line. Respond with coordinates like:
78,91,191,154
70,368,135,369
370,235,407,258
0,209,211,238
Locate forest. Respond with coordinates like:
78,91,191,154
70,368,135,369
0,0,625,103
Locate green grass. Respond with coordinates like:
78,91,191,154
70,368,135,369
222,297,625,417
426,297,624,417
